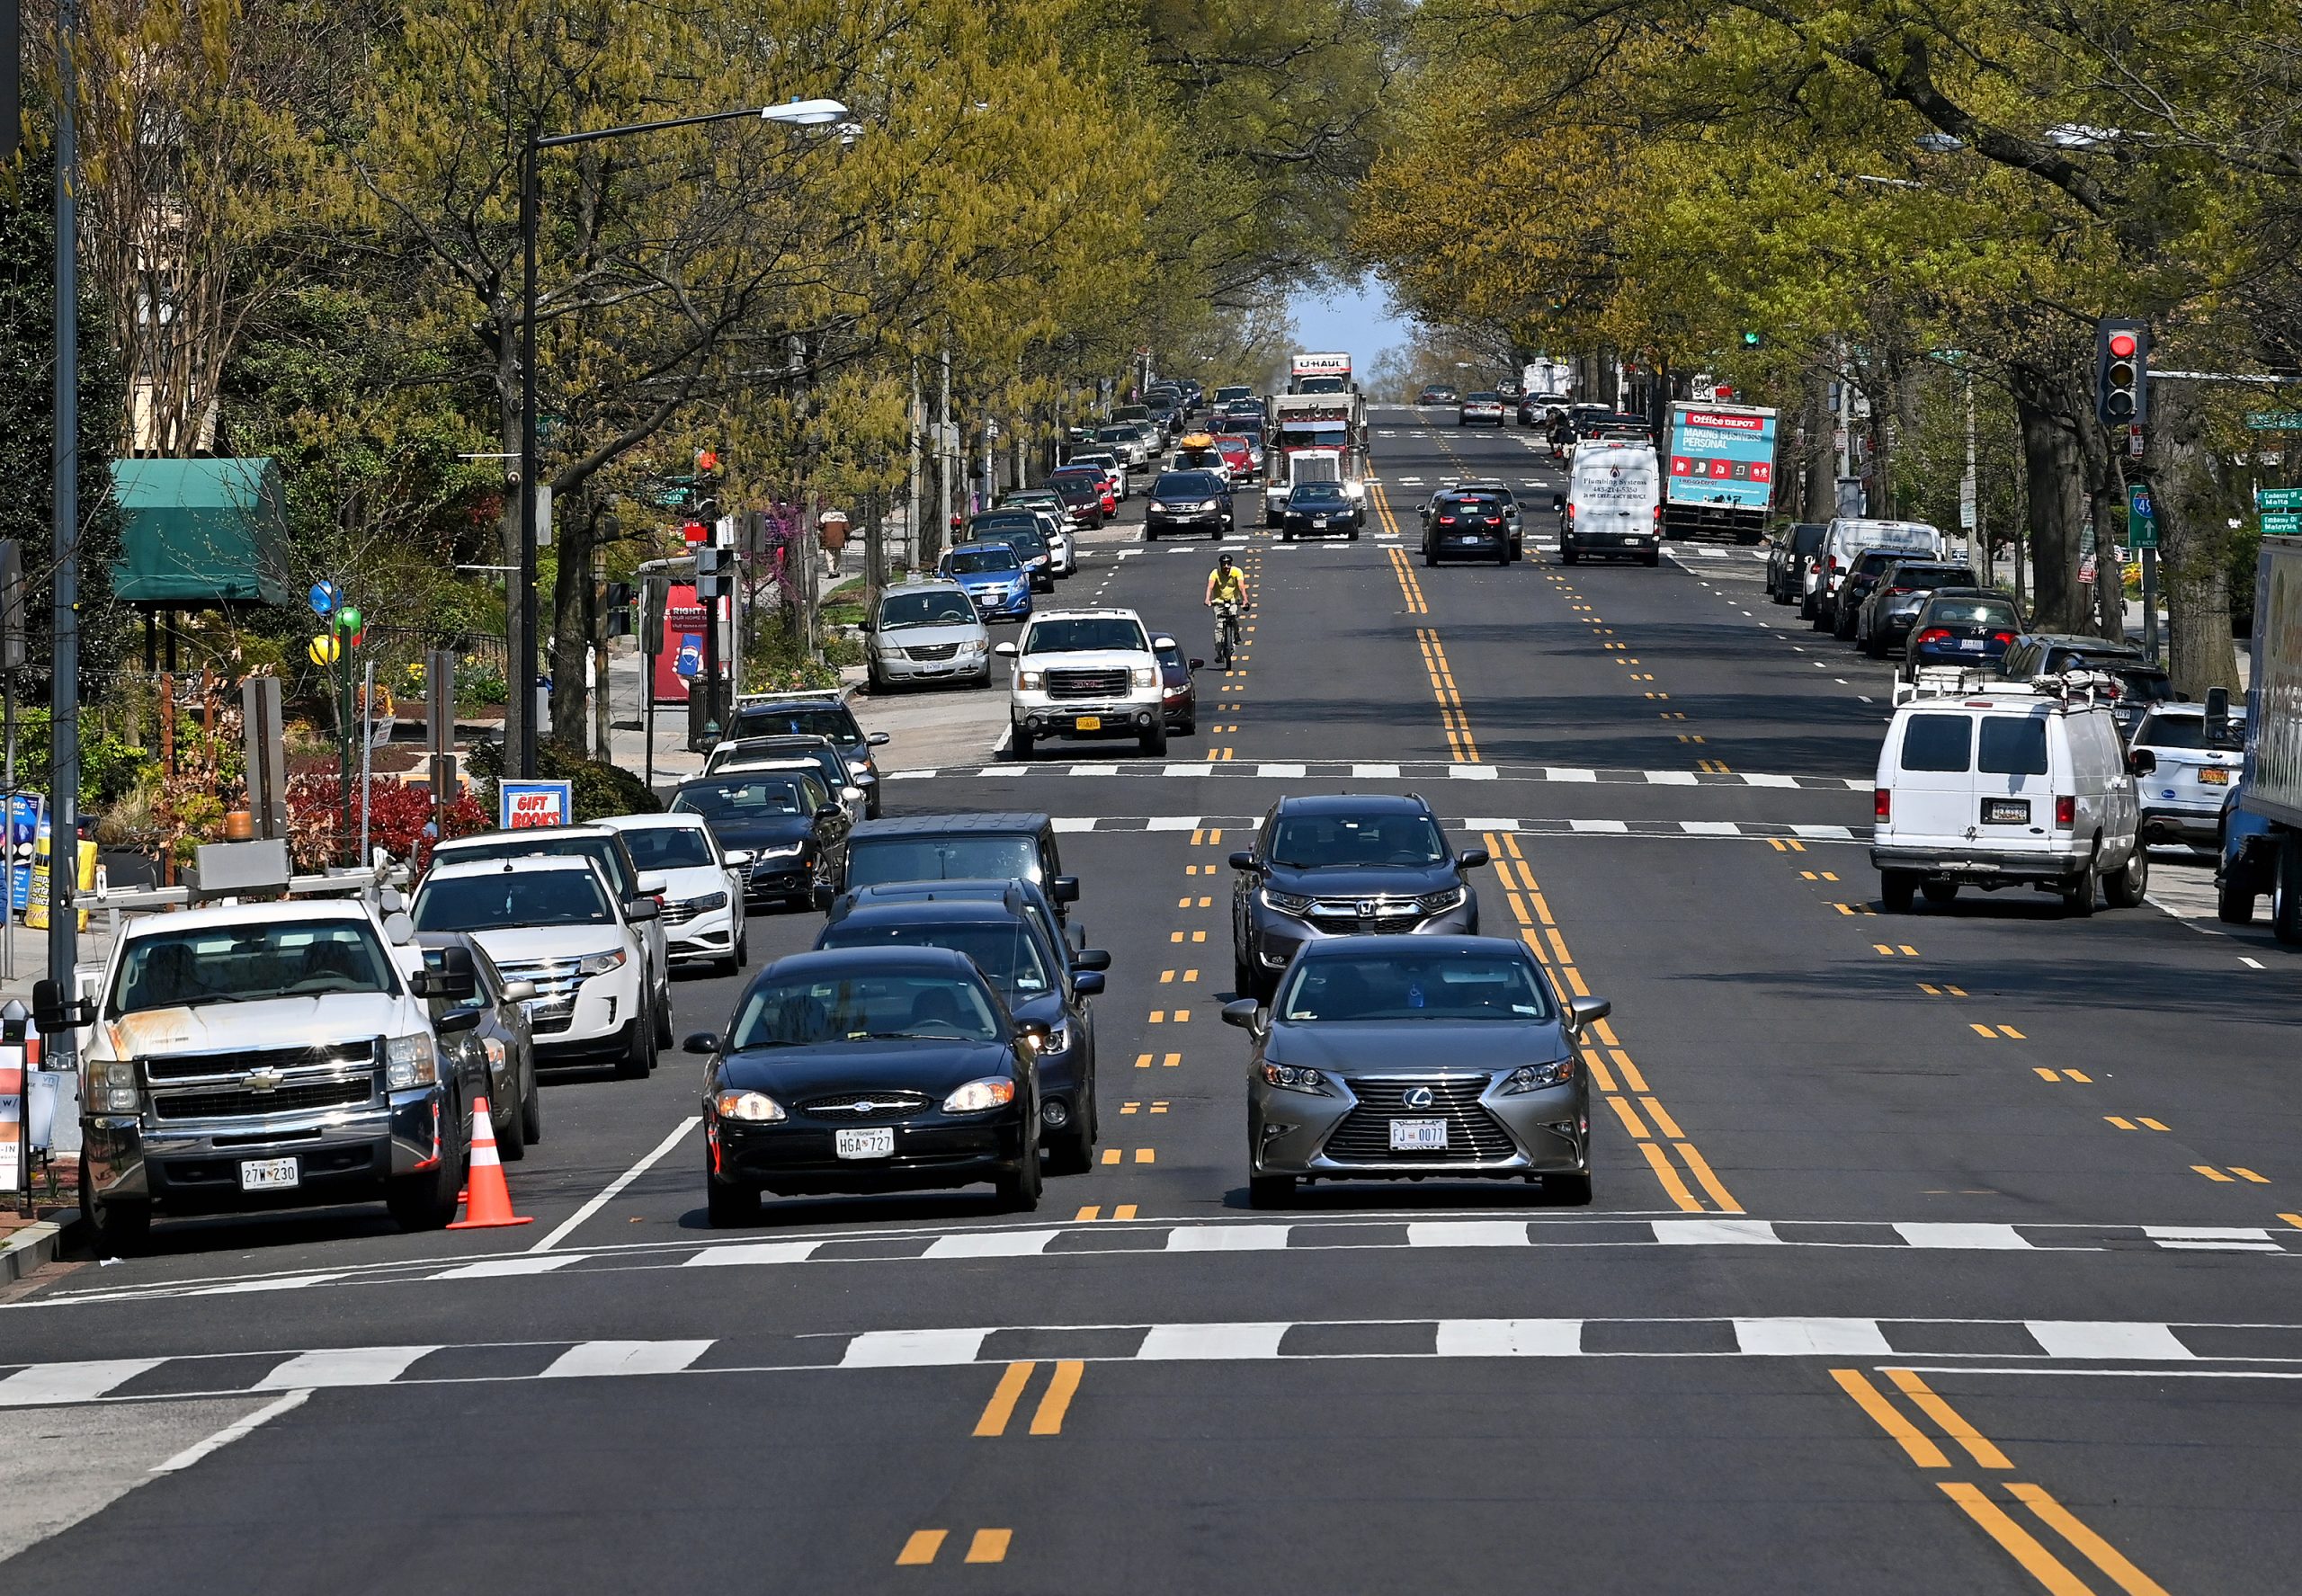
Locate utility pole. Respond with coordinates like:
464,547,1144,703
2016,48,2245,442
906,359,923,573
47,0,79,1053
1963,372,1984,580
937,347,953,561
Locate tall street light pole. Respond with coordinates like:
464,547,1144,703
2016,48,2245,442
48,0,80,1060
510,95,848,778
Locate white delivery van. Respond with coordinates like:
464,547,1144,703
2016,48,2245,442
1562,442,1663,566
1870,672,2146,916
1808,518,1945,627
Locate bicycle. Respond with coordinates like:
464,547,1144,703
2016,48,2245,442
1211,599,1246,669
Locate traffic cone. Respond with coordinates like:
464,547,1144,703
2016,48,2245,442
449,1096,533,1229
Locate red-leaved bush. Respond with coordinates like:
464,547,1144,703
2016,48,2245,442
286,773,488,873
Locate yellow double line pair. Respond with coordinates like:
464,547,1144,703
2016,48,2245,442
1385,545,1428,613
1415,626,1477,761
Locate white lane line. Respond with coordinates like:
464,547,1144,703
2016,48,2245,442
1070,763,1120,777
1256,763,1307,779
1646,771,1700,786
1682,821,1741,836
1407,1221,1530,1248
1547,767,1596,783
187,1274,344,1296
2144,1227,2280,1253
843,1328,989,1368
541,1340,714,1378
1146,815,1200,830
1137,1322,1291,1360
152,1387,311,1475
1735,1317,1893,1357
1436,1318,1582,1357
1743,772,1798,789
1654,1219,1781,1245
431,1254,580,1280
1447,766,1499,780
2241,957,2266,970
1894,1223,2032,1251
0,1359,162,1407
924,1230,1061,1259
1352,762,1401,778
256,1345,438,1389
1461,816,1521,832
683,1241,823,1268
1570,818,1628,834
1165,1225,1291,1253
2026,1321,2195,1360
1792,825,1855,841
1052,816,1098,833
529,1115,701,1253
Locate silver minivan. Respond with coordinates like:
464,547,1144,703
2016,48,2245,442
1871,677,2146,915
865,578,994,691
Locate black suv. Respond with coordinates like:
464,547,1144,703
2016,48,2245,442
727,694,891,817
832,811,1081,930
1227,793,1489,1001
1420,491,1511,566
1765,522,1827,605
1145,469,1235,539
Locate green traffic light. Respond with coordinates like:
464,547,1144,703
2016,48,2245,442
1742,331,1761,347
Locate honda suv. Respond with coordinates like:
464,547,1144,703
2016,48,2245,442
1227,794,1489,1000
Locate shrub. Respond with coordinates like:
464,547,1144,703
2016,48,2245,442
286,771,488,871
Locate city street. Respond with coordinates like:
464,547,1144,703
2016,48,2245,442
6,406,2299,1592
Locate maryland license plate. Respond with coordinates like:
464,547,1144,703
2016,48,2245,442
835,1128,895,1159
239,1157,299,1190
1389,1119,1449,1152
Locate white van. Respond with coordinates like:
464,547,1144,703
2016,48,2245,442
1807,518,1945,626
1562,442,1662,566
1870,673,2146,915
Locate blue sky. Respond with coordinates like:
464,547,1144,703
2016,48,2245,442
1287,276,1412,366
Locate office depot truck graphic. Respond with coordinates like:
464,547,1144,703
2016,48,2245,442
1664,401,1777,541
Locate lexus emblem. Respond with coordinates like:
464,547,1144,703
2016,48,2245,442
1403,1086,1435,1110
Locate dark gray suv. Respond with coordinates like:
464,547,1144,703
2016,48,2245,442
1228,794,1487,1000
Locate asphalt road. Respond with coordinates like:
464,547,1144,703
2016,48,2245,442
7,406,2301,1592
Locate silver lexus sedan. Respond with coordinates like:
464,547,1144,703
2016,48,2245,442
1227,934,1602,1208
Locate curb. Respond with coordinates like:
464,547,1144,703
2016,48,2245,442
0,1215,80,1283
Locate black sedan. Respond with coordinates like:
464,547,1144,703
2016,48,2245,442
1155,632,1201,734
1145,469,1235,539
1275,481,1361,541
415,932,541,1160
816,888,1107,1172
669,770,852,910
1420,491,1511,566
691,946,1047,1224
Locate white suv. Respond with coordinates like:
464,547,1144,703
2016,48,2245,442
999,608,1167,759
600,813,750,975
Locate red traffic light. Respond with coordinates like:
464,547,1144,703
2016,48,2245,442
695,449,720,474
2109,332,2137,359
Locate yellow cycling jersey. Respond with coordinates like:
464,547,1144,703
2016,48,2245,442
1209,567,1247,602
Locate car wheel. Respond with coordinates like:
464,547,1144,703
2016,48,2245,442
706,1165,760,1227
1880,870,1918,914
1046,1115,1094,1177
617,1015,651,1080
2217,875,2256,924
387,1112,465,1232
2272,842,2302,945
1234,946,1254,996
520,1064,542,1146
1248,1172,1294,1208
2105,846,2150,909
1560,545,1577,566
1423,547,1437,566
495,1087,526,1162
1349,527,1360,540
1642,550,1662,566
1280,530,1293,541
1140,721,1168,757
1012,727,1035,761
654,982,674,1048
1543,1171,1593,1207
2063,863,2099,918
1920,880,1958,907
79,1152,151,1255
995,1131,1043,1212
1181,714,1197,736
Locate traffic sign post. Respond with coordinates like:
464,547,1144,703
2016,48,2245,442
2128,485,2161,665
2257,487,2302,512
2264,513,2302,536
2246,412,2302,431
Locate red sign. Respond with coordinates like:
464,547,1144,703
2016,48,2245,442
1681,410,1768,432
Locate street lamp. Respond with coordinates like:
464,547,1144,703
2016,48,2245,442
511,96,850,777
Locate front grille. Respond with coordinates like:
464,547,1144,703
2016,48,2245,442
799,1091,933,1121
660,899,705,926
143,1040,378,1083
1048,668,1129,700
531,1010,575,1036
907,643,959,662
1324,1076,1517,1164
1307,898,1424,934
152,1077,375,1121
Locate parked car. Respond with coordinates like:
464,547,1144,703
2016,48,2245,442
727,690,891,818
2131,704,2247,847
1903,589,2022,678
1831,550,1903,641
1275,481,1361,540
1064,452,1128,502
864,578,995,690
1856,560,1979,655
1420,490,1511,566
1145,469,1235,540
708,734,868,825
1810,518,1947,628
1155,632,1202,735
690,946,1048,1224
599,811,751,974
668,769,852,911
940,541,1034,624
963,511,1057,587
415,932,541,1160
1765,522,1828,605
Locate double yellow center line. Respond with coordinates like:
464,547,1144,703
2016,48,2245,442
1386,545,1428,613
1415,627,1478,762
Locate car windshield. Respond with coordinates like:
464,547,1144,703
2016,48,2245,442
2137,714,2206,750
1175,450,1226,471
414,869,613,932
442,834,631,897
1892,568,1971,589
1466,393,1500,404
1024,617,1148,655
728,968,1003,1048
1289,486,1347,504
2113,668,2174,705
673,775,819,819
1278,953,1554,1022
729,704,861,744
111,920,397,1015
617,826,716,869
1925,599,2018,628
1269,812,1449,869
1156,643,1184,670
881,590,980,628
847,835,1043,887
821,920,1053,999
946,546,1020,575
1153,473,1222,498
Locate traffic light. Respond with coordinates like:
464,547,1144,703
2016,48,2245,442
1742,330,1762,349
2095,319,2149,427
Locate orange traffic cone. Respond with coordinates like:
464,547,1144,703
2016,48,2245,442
449,1096,533,1229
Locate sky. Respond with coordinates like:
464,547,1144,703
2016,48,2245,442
1287,276,1412,366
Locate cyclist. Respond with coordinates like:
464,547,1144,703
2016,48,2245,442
1205,552,1250,666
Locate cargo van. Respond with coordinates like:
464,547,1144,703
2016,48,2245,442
1870,672,2147,916
1562,441,1662,566
1808,518,1946,627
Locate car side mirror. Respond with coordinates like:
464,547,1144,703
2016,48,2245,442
2205,687,2231,723
868,732,891,747
436,1007,481,1035
31,977,92,1032
724,850,753,869
625,898,659,923
1051,875,1081,904
995,642,1018,658
1220,997,1263,1030
1458,848,1490,869
1227,851,1258,871
1567,995,1611,1031
414,946,478,1003
816,805,844,824
2128,749,2156,777
501,980,539,1002
636,873,668,897
1190,657,1206,671
1072,972,1105,997
1072,948,1111,972
683,1030,723,1056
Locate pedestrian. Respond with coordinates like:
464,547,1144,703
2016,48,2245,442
818,508,850,579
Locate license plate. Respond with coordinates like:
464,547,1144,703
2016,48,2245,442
835,1128,895,1159
1311,518,1328,528
1389,1119,1448,1152
1982,798,2030,825
2200,767,2229,785
239,1156,299,1191
1958,638,1985,650
1075,715,1102,731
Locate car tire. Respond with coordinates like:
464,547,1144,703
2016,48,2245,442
1140,721,1167,758
995,1131,1043,1212
617,1015,651,1080
1423,547,1437,566
1047,1116,1094,1177
387,1114,465,1232
1920,880,1958,907
2273,841,2302,946
2105,846,2150,909
1642,550,1661,567
706,1167,760,1227
2217,876,2256,924
1181,714,1197,736
1012,727,1035,761
1560,545,1577,566
79,1152,151,1255
655,983,674,1048
1247,1172,1294,1208
520,1065,543,1146
1234,946,1254,996
1544,1171,1594,1207
495,1090,526,1162
1349,528,1360,541
1880,870,1918,914
1280,530,1293,541
1496,547,1510,566
2063,864,2098,918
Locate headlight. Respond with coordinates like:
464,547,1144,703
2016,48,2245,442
688,891,729,912
1196,499,1219,512
386,1030,439,1090
104,1062,135,1087
1259,1062,1331,1094
1150,502,1172,513
1042,1019,1073,1054
753,843,805,860
1501,1058,1576,1093
1130,666,1157,689
713,1089,787,1122
959,640,987,656
104,1086,138,1110
1414,886,1468,915
576,949,628,976
1018,670,1045,690
943,1077,1017,1113
1260,886,1316,914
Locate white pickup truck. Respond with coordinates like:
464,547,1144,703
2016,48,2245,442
1000,607,1168,759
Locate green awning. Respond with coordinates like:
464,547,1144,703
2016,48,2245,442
110,457,293,606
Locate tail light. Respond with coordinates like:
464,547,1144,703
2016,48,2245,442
1827,556,1841,573
1652,504,1663,524
1887,586,1912,596
1439,514,1456,524
1991,631,2015,645
1875,789,1892,821
2054,796,2076,828
1916,628,1951,645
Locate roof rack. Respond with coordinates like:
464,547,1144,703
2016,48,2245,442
1893,667,2113,710
734,685,853,706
